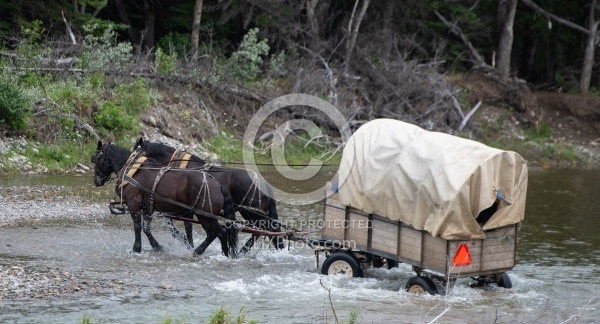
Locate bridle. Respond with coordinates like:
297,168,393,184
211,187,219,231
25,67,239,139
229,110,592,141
94,145,116,185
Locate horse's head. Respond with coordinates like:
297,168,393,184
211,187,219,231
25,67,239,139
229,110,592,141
91,140,114,187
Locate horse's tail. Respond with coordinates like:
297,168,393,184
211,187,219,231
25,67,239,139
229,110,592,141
221,185,238,258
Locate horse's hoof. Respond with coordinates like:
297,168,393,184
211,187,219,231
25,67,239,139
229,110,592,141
152,245,164,252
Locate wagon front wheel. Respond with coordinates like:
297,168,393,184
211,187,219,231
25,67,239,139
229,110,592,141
321,252,363,278
405,276,438,295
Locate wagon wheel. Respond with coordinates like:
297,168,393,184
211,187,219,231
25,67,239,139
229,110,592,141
405,276,438,295
321,252,364,278
498,273,512,289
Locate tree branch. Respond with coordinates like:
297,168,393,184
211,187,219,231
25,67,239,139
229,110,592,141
434,10,488,66
520,0,589,34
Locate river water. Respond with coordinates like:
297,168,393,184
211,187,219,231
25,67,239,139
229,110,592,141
0,169,599,323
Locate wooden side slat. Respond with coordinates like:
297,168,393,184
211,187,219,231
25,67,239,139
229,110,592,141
371,219,398,255
399,227,422,262
347,213,369,247
322,205,345,239
421,235,448,273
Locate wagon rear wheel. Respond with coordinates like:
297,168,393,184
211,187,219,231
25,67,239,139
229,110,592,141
321,252,363,278
405,276,438,295
498,273,512,289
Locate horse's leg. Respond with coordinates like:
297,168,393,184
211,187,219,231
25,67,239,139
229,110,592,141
131,210,143,253
164,218,193,249
184,221,194,248
238,210,258,252
193,229,218,256
142,213,163,252
216,229,231,257
240,235,257,254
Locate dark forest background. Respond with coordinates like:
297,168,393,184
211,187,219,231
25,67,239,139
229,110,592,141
1,0,599,171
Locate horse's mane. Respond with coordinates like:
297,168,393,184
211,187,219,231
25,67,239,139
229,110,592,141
103,143,134,170
141,141,172,158
108,143,132,161
143,141,208,163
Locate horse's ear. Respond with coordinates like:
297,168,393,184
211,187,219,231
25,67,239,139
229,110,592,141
135,137,144,148
96,140,103,151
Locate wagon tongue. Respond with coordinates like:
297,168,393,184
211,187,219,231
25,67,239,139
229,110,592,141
453,244,472,266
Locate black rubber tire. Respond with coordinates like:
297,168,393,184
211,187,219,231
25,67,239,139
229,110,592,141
498,273,512,289
321,252,364,278
405,276,438,295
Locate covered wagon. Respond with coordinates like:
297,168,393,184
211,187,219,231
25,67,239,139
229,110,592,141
317,119,528,294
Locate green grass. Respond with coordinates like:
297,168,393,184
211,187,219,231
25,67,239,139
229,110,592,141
24,140,98,172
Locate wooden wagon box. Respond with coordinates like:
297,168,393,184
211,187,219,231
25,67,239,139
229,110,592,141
322,192,518,278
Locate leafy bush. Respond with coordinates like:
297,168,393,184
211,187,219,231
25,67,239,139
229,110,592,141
0,73,32,130
229,28,270,82
155,48,178,75
79,23,133,70
16,20,50,63
114,78,155,115
158,31,191,58
268,51,287,78
93,102,138,134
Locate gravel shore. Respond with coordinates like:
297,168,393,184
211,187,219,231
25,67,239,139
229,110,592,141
0,185,108,227
0,181,129,302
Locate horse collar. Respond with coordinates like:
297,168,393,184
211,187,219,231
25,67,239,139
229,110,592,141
117,150,147,190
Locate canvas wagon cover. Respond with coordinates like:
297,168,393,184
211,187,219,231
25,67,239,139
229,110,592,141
338,119,528,240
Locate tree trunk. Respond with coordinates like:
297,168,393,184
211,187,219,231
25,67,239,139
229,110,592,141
115,0,140,47
191,0,204,57
521,0,597,93
305,0,320,37
143,0,156,53
343,0,370,76
496,0,518,77
580,0,598,93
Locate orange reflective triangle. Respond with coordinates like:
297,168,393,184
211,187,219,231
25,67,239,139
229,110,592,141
453,244,472,266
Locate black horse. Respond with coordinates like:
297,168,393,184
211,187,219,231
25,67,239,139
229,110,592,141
91,140,238,258
134,137,284,252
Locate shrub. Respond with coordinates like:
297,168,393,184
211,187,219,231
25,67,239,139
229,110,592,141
155,48,178,75
93,102,137,133
526,123,553,142
0,73,32,130
158,31,191,58
268,51,286,78
207,306,257,324
229,28,270,82
79,23,133,70
114,78,155,115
